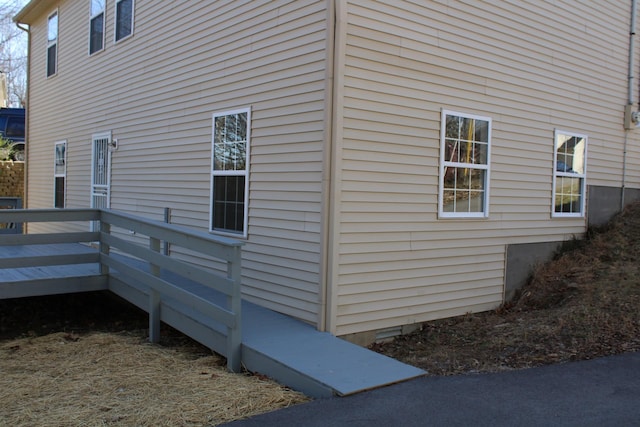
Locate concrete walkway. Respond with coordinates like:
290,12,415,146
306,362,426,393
223,351,640,427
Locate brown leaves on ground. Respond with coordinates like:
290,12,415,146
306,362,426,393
371,201,640,376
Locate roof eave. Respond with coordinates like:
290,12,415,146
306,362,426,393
14,0,57,25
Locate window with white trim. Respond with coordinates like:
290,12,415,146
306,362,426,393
210,108,250,237
47,11,58,77
115,0,134,42
553,130,587,216
439,110,491,218
89,0,105,54
54,141,67,208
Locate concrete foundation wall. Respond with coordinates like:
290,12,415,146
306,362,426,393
504,241,561,302
623,187,640,207
588,185,623,227
506,185,640,302
587,185,640,227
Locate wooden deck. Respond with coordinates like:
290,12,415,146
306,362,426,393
0,243,106,297
0,209,424,398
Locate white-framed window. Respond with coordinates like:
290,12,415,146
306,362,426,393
114,0,134,42
210,108,251,238
552,130,587,217
89,0,105,55
439,110,491,218
47,11,58,77
54,140,67,208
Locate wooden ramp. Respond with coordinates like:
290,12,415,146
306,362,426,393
240,301,426,397
109,254,426,398
1,244,424,398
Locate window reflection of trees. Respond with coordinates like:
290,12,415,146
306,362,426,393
214,113,247,171
554,133,586,214
442,115,489,212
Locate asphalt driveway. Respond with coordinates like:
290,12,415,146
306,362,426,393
223,351,640,427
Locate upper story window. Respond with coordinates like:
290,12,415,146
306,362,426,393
115,0,134,42
89,0,105,54
553,130,587,217
439,110,491,218
47,11,58,77
210,108,251,238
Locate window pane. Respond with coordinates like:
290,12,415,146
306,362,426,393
459,117,473,142
47,44,57,76
444,115,489,166
91,0,105,16
445,115,460,139
90,13,104,54
555,176,582,214
213,112,247,171
48,13,58,42
55,177,65,208
6,117,24,137
471,141,488,164
116,0,133,41
55,143,66,175
212,176,245,233
474,119,489,143
442,167,485,213
444,138,459,163
556,134,585,174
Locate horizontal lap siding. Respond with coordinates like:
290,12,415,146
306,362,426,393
26,0,329,324
334,0,636,335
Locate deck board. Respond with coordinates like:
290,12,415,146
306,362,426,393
0,243,425,397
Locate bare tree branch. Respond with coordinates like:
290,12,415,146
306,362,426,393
0,0,27,107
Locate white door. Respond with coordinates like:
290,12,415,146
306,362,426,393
91,132,112,210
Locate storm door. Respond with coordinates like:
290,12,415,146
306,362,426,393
91,132,112,212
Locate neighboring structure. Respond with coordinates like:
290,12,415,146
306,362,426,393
15,1,640,342
0,107,26,160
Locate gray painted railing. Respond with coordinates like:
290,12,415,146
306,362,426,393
0,208,244,372
0,197,23,234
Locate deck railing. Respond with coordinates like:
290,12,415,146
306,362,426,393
0,197,23,234
0,208,244,372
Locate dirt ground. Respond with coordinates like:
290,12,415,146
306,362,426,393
371,201,640,375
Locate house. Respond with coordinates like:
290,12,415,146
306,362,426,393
15,0,640,344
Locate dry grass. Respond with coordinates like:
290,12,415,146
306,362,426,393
0,330,308,426
372,201,640,375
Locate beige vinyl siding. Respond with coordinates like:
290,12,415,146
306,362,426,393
25,0,329,325
332,0,639,335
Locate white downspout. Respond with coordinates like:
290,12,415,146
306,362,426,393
15,21,29,215
622,0,638,210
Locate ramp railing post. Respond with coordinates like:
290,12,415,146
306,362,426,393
99,211,110,276
226,245,242,373
162,207,171,255
149,236,161,343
